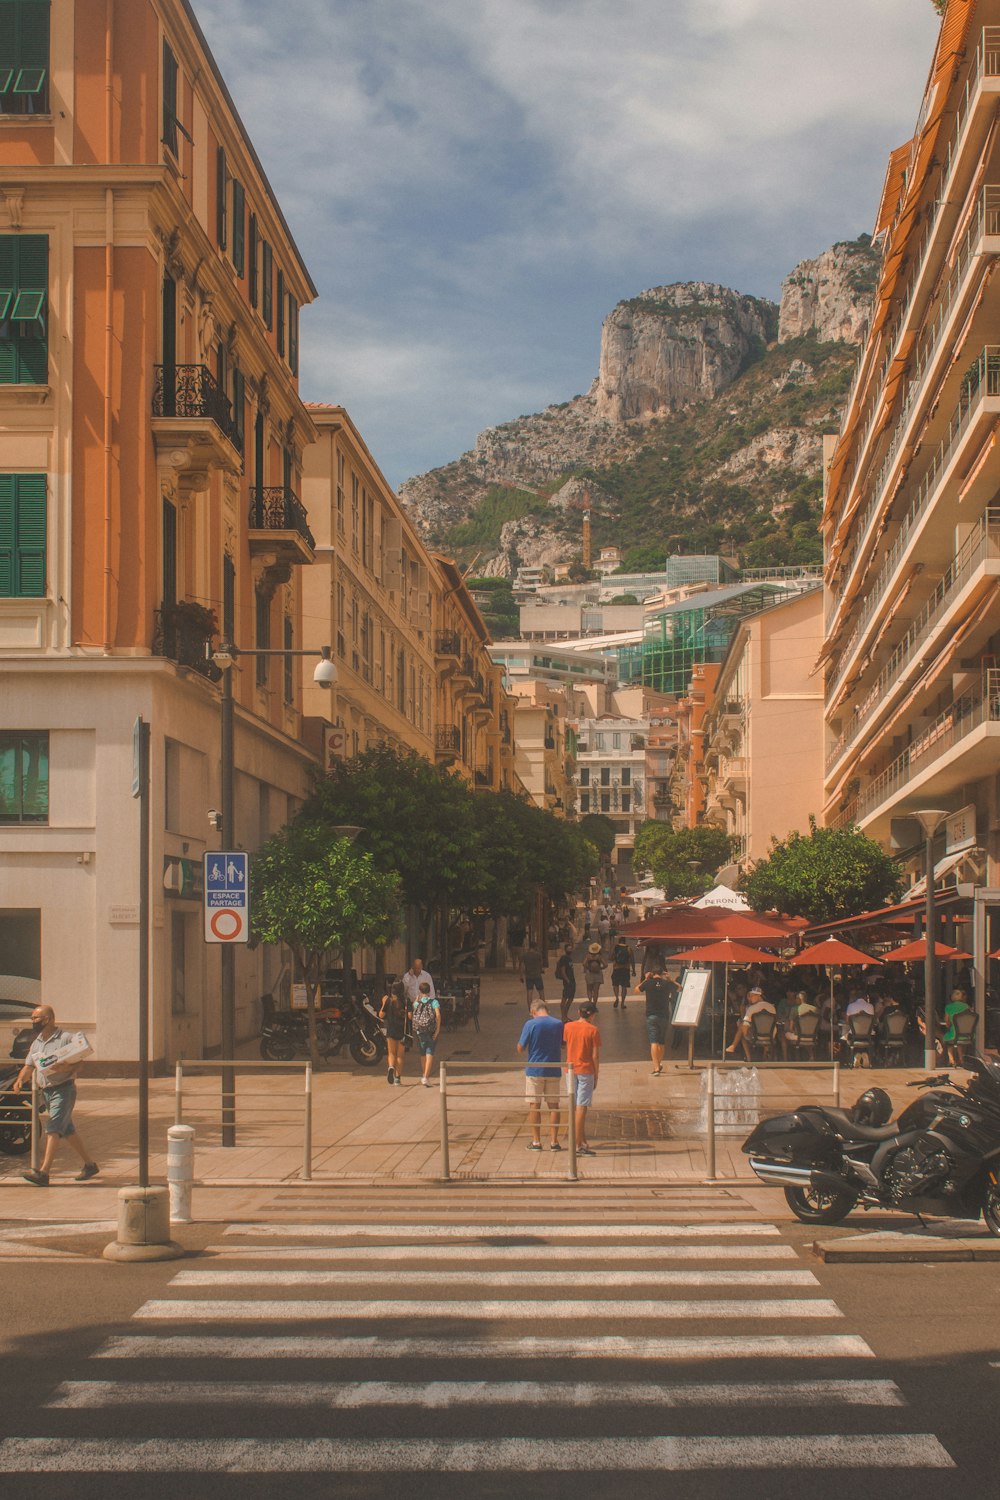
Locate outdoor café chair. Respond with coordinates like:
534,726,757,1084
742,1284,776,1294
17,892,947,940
786,1009,819,1059
748,1009,777,1060
877,1009,909,1066
845,1012,875,1067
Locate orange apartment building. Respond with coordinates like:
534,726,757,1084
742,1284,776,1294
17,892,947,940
0,0,318,1063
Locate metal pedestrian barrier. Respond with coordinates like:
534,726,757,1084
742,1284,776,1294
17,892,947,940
703,1060,840,1182
438,1061,579,1181
173,1059,313,1179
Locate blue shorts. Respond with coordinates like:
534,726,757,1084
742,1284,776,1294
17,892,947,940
43,1081,77,1137
573,1073,595,1107
646,1014,668,1046
416,1031,437,1056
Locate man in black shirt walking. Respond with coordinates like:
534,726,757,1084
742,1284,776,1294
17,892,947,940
633,963,680,1076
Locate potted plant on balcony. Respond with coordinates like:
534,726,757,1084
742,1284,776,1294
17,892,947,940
155,600,220,680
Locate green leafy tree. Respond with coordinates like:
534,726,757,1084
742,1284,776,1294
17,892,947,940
250,824,400,1065
743,818,903,922
633,822,733,899
578,813,616,860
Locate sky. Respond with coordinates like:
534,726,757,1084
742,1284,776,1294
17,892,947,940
194,0,942,489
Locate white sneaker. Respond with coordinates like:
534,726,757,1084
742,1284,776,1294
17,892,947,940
421,1077,431,1088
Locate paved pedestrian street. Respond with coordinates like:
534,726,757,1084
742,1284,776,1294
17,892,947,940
0,1185,990,1498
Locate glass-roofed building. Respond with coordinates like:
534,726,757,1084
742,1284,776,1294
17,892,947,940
617,583,785,695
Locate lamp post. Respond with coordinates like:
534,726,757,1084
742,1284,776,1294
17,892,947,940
209,639,336,1145
915,808,948,1072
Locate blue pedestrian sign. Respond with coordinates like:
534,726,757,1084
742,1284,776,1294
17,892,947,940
203,851,249,944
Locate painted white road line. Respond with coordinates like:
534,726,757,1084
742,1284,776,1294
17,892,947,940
46,1377,906,1410
134,1297,843,1322
223,1222,782,1239
203,1243,800,1263
93,1332,875,1360
171,1269,819,1289
0,1435,954,1471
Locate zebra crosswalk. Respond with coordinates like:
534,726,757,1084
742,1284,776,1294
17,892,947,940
0,1190,957,1489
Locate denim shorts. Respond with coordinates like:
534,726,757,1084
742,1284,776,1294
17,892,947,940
43,1081,77,1137
573,1073,595,1106
416,1030,437,1056
646,1014,668,1046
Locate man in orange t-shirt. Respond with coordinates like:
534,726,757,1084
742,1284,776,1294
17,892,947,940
564,1002,601,1156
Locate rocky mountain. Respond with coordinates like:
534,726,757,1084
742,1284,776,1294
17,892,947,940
400,236,879,575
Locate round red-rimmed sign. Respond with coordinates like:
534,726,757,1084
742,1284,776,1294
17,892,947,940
210,908,244,941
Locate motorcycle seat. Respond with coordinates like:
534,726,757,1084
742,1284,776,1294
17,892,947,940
816,1107,899,1142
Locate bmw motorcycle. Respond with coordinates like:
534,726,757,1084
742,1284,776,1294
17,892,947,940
260,994,385,1067
743,1054,1000,1233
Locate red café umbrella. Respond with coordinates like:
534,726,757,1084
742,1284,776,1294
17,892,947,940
668,939,782,1058
789,936,883,1061
883,939,973,962
623,908,800,943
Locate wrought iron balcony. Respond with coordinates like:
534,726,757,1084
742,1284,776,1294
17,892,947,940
151,365,241,478
435,726,461,760
435,631,461,658
248,485,315,564
152,603,221,681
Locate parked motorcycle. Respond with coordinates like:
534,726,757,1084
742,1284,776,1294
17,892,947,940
743,1055,1000,1233
0,1063,32,1155
259,993,386,1067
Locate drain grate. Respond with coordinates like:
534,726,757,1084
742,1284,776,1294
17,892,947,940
591,1110,674,1141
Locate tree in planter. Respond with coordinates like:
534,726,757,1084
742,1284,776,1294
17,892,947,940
743,818,903,923
632,821,733,899
250,823,399,1067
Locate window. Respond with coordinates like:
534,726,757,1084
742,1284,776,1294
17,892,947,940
215,146,227,248
261,241,273,327
580,792,590,814
222,554,235,642
351,474,359,554
580,767,589,787
0,731,48,823
255,592,269,687
335,580,345,658
276,269,285,356
0,0,50,116
600,792,610,813
283,616,293,704
248,213,259,308
231,366,245,456
287,294,299,375
336,451,345,536
397,648,405,712
0,234,48,384
161,39,180,155
231,179,245,277
613,732,621,749
622,767,631,787
621,792,631,813
0,473,46,597
162,497,176,607
600,766,610,787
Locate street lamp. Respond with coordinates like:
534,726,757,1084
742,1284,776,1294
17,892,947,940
207,639,336,1145
915,808,948,1072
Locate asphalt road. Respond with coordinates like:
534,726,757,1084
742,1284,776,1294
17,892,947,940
0,1189,997,1499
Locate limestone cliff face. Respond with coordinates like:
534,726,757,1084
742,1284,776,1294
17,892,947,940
595,283,777,423
778,238,880,345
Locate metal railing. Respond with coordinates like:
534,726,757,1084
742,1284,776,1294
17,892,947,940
173,1059,313,1179
248,486,315,550
703,1061,840,1181
844,667,1000,827
152,364,239,451
827,346,1000,697
438,1061,578,1181
826,508,1000,772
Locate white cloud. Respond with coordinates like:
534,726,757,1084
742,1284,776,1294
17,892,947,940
193,0,941,484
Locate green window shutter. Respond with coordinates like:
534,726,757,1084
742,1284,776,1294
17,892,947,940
162,39,178,154
261,241,272,328
232,366,245,455
14,473,46,596
248,212,258,308
0,1,49,114
231,179,245,276
216,146,227,248
0,474,14,595
276,268,285,356
0,233,47,384
287,295,298,376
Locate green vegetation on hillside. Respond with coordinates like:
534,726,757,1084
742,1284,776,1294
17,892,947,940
437,485,549,553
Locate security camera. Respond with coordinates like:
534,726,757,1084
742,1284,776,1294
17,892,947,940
208,809,222,831
313,647,337,688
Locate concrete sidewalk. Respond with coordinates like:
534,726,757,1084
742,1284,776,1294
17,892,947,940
0,967,931,1222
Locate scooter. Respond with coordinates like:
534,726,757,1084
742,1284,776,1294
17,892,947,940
0,1064,32,1156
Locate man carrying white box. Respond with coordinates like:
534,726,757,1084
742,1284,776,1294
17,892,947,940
14,1005,98,1187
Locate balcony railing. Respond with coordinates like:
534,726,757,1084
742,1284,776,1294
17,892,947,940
152,604,220,681
828,347,1000,694
836,28,1000,508
826,508,1000,772
435,631,461,657
841,668,1000,827
832,190,1000,615
152,364,239,450
435,726,461,755
248,487,315,550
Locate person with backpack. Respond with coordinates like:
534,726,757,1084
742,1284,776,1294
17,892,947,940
411,980,441,1088
610,937,634,1009
582,944,606,1005
554,943,576,1021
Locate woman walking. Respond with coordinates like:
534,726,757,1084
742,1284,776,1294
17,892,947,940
582,943,606,1005
379,980,408,1086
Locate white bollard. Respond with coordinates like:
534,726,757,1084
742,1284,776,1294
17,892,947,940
167,1123,195,1223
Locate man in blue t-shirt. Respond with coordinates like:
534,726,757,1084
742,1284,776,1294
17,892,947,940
517,999,564,1151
